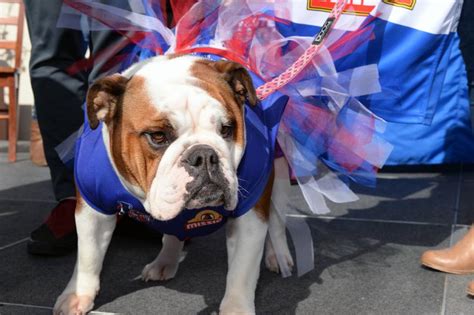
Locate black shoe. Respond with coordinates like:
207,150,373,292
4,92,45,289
27,199,77,256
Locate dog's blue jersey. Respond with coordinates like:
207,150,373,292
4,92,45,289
75,65,288,240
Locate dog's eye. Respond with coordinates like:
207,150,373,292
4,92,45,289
145,131,168,148
220,124,234,139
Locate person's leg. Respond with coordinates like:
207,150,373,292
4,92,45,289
24,0,88,255
458,0,474,85
421,0,474,294
25,0,87,200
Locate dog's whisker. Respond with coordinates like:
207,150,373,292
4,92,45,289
238,188,249,195
237,177,249,183
238,185,250,197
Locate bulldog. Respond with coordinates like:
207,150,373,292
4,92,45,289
53,55,294,315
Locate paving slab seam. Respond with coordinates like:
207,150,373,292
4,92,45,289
446,165,463,248
0,301,52,310
286,214,469,227
0,302,122,315
0,211,17,217
0,237,29,252
439,162,465,314
440,273,449,315
453,164,463,227
0,198,56,203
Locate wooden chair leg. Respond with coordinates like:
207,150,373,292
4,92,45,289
8,76,17,162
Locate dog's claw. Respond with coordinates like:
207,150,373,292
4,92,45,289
265,253,280,273
141,258,179,282
265,252,294,274
53,293,94,315
264,238,294,275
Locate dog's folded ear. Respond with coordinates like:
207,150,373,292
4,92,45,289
213,60,258,107
86,74,128,129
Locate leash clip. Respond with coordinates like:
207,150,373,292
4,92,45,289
312,17,335,45
117,201,133,216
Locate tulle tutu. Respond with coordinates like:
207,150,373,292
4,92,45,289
57,0,393,276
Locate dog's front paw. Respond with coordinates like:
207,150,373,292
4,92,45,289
141,257,179,281
53,293,94,315
264,243,294,275
219,296,255,315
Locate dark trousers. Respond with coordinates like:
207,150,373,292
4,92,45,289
459,0,474,84
24,0,124,200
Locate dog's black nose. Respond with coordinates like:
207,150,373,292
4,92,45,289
183,145,219,173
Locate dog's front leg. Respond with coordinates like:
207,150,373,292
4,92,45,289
264,208,294,275
220,209,268,314
141,234,184,281
53,198,116,315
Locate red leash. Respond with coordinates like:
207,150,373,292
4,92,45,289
256,0,348,100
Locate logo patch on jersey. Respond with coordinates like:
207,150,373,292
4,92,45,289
185,210,223,230
307,0,416,15
307,0,377,16
381,0,416,10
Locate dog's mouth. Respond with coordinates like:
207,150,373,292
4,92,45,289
185,183,227,209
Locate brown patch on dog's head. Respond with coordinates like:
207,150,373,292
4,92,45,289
191,59,257,107
190,59,257,147
111,75,172,195
85,72,172,198
211,60,258,107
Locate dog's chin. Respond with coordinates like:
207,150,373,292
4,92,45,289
185,184,234,210
145,184,237,221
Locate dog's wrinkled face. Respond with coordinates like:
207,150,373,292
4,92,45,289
86,55,257,220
